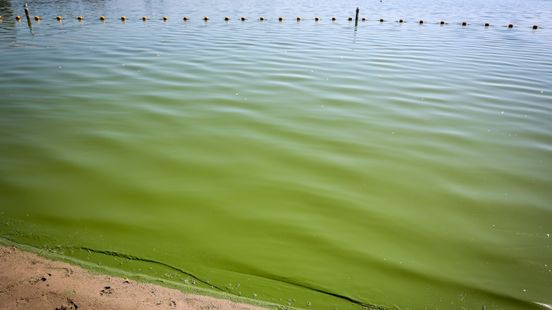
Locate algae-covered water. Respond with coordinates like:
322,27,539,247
1,0,552,309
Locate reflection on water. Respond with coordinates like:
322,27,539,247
1,0,552,309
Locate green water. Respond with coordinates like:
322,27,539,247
1,0,552,309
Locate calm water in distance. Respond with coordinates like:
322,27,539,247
1,0,552,309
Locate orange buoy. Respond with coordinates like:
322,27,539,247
99,16,105,21
259,16,264,21
56,16,62,21
278,17,283,22
419,20,423,24
507,23,514,28
380,18,384,22
77,16,84,21
183,16,189,21
348,17,353,21
314,17,320,22
240,17,246,21
121,16,126,22
203,16,209,21
15,15,22,21
331,17,336,21
224,16,230,21
162,16,168,21
399,19,404,23
142,16,148,21
34,16,41,21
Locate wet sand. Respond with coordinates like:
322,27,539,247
0,247,265,310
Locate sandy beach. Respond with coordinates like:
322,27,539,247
0,247,265,310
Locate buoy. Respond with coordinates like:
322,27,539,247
240,17,246,21
440,20,445,25
142,16,148,21
16,16,22,21
507,24,513,28
314,17,320,22
532,25,538,30
224,16,230,21
56,16,62,21
361,17,366,22
34,16,41,21
259,16,264,21
380,18,384,22
163,16,168,21
121,16,126,22
203,16,209,21
278,17,283,22
183,16,189,21
419,20,423,24
77,16,84,21
99,16,105,21
399,19,404,23
331,17,336,21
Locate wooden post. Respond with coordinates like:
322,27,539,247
24,3,32,29
354,7,359,27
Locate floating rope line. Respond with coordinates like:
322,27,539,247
9,12,542,31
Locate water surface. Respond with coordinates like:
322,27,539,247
1,0,552,309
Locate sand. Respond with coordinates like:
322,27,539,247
0,246,265,310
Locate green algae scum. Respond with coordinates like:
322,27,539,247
1,0,552,309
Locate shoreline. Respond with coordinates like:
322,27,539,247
0,246,269,310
